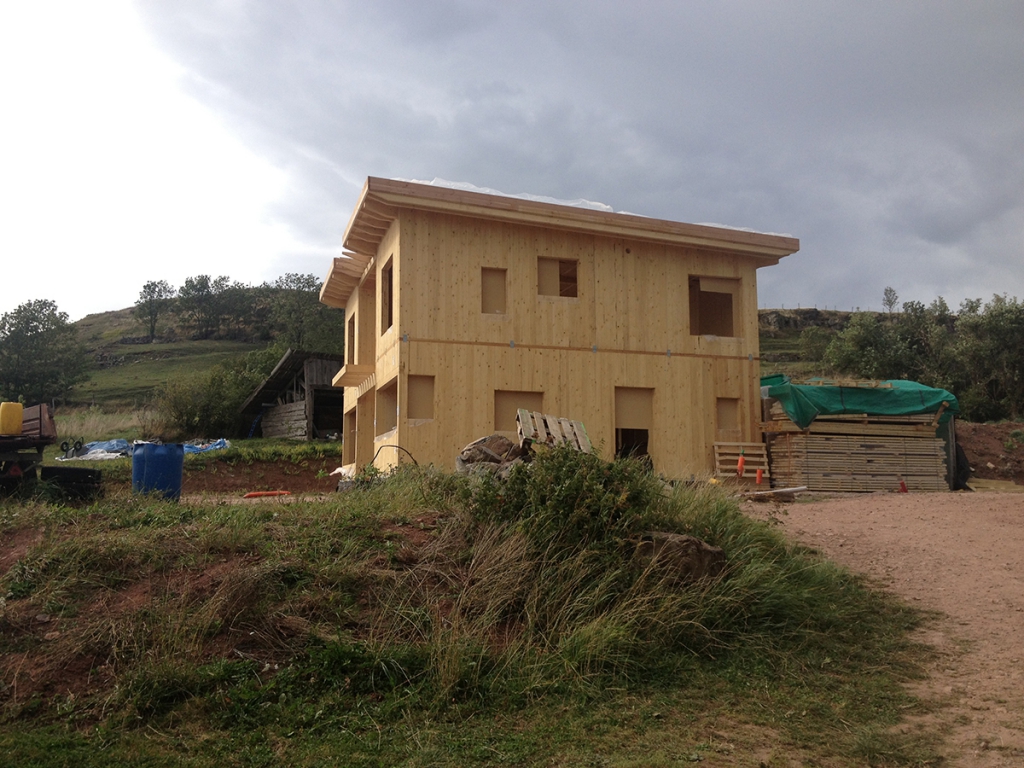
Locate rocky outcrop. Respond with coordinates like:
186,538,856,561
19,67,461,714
758,308,858,334
455,434,528,476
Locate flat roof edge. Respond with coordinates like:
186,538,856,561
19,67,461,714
364,177,799,258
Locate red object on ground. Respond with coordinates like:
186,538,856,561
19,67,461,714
755,468,764,485
242,490,292,498
898,479,909,493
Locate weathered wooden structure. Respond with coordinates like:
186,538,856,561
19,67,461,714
319,177,798,475
240,349,346,440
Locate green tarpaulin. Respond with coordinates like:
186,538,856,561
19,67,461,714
762,377,959,430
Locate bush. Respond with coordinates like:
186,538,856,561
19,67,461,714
154,344,283,438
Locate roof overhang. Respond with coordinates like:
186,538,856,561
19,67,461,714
240,348,345,415
320,177,800,308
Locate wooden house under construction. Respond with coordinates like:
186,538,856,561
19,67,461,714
319,177,799,476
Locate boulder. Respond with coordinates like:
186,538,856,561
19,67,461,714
455,434,527,474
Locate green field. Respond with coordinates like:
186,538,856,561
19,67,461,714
75,340,258,407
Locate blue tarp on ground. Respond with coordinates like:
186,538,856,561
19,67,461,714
57,438,231,461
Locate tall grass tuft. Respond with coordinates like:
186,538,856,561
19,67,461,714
53,406,151,443
361,446,908,703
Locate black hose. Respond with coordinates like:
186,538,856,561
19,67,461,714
370,444,419,465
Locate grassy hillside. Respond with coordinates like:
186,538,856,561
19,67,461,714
71,308,266,409
75,340,258,407
69,306,831,413
0,449,940,766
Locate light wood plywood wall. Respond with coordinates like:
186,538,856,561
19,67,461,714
378,341,760,476
345,206,766,475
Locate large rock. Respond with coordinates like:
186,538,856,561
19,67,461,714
634,532,726,582
455,434,527,474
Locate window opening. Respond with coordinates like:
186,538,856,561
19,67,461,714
407,375,435,420
494,390,544,432
481,268,507,314
342,408,357,464
614,387,653,462
538,258,578,298
381,257,394,334
376,378,397,435
689,277,737,336
716,397,741,443
346,315,356,365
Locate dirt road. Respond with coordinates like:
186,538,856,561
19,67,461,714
755,492,1024,766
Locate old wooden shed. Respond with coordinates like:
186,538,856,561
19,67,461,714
240,349,346,440
319,177,799,476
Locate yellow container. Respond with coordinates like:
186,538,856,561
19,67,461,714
0,402,23,436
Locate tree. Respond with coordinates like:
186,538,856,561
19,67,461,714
155,343,285,437
949,295,1024,420
798,325,832,363
177,275,230,339
0,300,89,404
822,312,909,381
266,273,345,354
134,280,176,341
882,286,899,318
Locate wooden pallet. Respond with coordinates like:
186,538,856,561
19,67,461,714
713,442,770,481
517,410,592,453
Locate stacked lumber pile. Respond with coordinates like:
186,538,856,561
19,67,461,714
261,401,308,440
763,402,949,492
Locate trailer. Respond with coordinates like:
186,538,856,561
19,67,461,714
0,404,58,492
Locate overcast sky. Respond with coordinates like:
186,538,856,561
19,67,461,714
3,1,1022,322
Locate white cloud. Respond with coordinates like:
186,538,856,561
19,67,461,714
0,1,317,320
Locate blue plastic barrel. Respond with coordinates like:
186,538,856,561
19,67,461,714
132,443,185,500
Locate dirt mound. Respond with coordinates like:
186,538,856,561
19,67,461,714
181,460,341,495
956,420,1024,486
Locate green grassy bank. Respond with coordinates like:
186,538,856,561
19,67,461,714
1,448,940,766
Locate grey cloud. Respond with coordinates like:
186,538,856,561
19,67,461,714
134,0,1024,310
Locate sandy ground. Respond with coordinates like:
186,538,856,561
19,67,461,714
752,492,1024,767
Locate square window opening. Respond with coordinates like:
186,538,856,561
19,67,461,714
689,277,737,337
538,258,578,298
494,390,544,432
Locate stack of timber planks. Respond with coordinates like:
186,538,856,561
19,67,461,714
261,401,308,440
763,402,950,492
